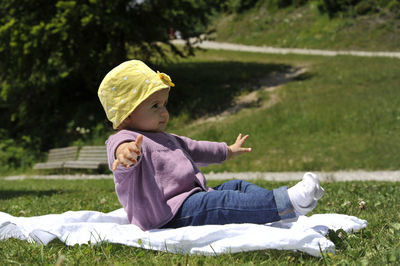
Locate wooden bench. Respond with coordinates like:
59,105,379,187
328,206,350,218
33,146,79,170
63,146,108,169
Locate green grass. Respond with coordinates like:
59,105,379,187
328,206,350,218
1,178,399,264
212,2,400,51
20,47,400,175
164,48,400,172
14,37,399,176
2,41,399,263
2,4,399,263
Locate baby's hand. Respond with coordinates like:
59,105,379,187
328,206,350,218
227,133,252,160
112,134,143,171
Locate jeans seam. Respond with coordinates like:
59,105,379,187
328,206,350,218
182,206,278,218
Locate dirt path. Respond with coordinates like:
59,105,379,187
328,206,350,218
172,40,400,59
191,67,306,125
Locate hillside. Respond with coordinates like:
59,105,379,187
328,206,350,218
211,2,400,51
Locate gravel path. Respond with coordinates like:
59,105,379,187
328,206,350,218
3,170,400,182
171,40,400,59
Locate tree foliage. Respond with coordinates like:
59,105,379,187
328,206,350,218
0,0,221,159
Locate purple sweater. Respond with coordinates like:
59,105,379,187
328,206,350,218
106,130,228,230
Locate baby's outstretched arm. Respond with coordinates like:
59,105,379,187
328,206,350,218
227,133,252,160
112,134,143,170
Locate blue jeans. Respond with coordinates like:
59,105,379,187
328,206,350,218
162,180,296,228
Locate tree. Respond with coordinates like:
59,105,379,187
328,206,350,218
0,0,221,155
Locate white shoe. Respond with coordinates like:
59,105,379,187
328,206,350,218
288,172,325,216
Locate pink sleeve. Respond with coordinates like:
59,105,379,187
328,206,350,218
173,134,228,167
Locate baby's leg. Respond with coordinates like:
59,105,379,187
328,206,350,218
212,179,276,193
162,180,296,228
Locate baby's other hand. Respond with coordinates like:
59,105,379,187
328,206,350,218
112,134,143,171
227,133,252,160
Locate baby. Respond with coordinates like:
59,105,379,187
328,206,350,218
98,60,324,231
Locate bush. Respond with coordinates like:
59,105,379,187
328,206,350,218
222,0,310,13
387,0,400,17
355,0,379,15
222,0,260,12
0,131,38,173
316,0,400,17
317,0,360,17
268,0,309,9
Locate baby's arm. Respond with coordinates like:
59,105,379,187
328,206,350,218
227,133,252,160
112,134,143,170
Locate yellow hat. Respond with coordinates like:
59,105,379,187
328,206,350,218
98,60,174,129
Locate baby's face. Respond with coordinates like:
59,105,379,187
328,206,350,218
121,89,170,132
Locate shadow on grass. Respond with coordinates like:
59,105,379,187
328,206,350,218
0,190,59,200
166,61,306,118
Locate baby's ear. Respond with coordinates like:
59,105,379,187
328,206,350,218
118,117,130,130
117,112,135,130
116,120,126,130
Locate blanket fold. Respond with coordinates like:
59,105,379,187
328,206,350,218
0,209,366,257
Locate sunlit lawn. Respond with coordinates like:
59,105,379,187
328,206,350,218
2,49,400,264
0,178,399,264
165,49,400,172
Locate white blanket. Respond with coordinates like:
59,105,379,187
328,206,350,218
0,209,366,257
